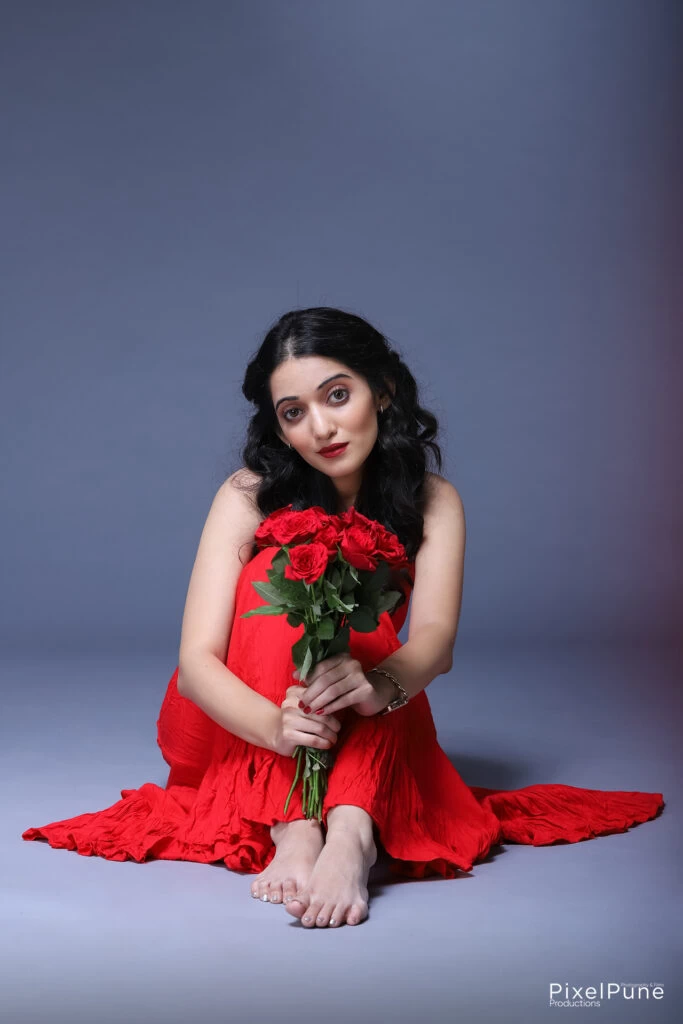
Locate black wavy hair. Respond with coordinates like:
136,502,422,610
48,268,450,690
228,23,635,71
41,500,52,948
233,306,443,563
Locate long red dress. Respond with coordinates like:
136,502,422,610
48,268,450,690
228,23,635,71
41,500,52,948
22,545,665,879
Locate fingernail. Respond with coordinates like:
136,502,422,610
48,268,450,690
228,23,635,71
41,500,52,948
315,709,325,715
304,706,311,714
298,700,305,709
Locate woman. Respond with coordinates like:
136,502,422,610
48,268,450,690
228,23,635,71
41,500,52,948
22,306,664,929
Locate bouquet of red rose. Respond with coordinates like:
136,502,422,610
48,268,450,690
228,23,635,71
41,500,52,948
240,504,411,822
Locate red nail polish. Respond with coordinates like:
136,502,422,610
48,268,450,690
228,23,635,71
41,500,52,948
304,706,311,714
315,709,325,715
298,700,305,709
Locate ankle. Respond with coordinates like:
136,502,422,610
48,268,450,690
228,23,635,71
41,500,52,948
326,821,376,857
270,817,322,844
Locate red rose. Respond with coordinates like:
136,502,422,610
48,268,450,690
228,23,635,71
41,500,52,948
339,523,381,571
284,541,330,584
339,507,377,533
255,505,330,547
336,507,409,570
373,530,409,568
315,521,345,555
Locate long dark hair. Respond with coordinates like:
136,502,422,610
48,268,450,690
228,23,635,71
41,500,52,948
233,306,443,562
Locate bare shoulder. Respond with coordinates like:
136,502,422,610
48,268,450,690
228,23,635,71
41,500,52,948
408,472,465,657
217,467,265,525
177,468,264,674
423,472,465,522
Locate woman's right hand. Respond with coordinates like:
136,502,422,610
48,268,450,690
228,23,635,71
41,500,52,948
273,685,343,758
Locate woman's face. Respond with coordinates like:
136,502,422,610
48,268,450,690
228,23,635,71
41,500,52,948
270,355,388,498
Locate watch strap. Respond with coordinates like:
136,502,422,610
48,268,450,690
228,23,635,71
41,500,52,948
368,667,410,715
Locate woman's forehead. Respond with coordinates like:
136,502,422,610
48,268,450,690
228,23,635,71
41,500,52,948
270,357,358,398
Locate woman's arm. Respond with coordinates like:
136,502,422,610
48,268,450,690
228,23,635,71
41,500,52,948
377,475,466,699
176,470,280,752
179,652,281,752
367,621,454,703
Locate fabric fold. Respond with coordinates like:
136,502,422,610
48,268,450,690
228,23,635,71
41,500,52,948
22,546,665,879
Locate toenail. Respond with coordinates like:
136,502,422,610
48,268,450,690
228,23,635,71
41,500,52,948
303,916,311,922
317,915,325,922
262,894,269,901
330,918,336,925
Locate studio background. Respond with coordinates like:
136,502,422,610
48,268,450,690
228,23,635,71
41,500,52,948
3,2,681,1023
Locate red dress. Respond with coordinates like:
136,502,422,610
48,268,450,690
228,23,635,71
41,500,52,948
22,546,665,879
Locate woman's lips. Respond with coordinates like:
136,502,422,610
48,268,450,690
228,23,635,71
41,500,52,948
318,442,349,458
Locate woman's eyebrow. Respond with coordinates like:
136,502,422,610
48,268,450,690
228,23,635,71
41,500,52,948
274,373,352,412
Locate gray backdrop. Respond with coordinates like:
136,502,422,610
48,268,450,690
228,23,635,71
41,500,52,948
4,2,681,1023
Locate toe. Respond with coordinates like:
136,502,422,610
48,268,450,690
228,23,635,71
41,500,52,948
347,902,368,925
328,904,346,927
268,882,282,904
314,905,334,928
281,878,298,907
284,888,308,920
257,881,271,902
301,900,323,928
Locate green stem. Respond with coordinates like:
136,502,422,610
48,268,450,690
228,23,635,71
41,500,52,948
283,745,304,815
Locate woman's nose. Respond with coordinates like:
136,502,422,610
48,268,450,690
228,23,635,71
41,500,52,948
310,410,336,438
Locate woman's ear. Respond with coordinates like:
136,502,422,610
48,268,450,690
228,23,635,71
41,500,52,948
380,376,396,409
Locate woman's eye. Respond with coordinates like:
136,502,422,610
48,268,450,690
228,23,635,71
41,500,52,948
283,388,349,422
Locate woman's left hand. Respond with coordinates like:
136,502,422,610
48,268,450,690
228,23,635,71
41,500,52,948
294,653,393,719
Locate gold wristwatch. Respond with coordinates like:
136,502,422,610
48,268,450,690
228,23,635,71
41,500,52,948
369,667,410,716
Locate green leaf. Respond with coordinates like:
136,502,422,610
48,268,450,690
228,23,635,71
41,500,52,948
271,547,290,571
321,581,352,610
376,589,402,615
292,633,310,671
362,561,390,591
309,635,321,666
325,624,350,656
250,579,293,607
323,578,355,613
286,612,305,628
240,605,287,618
316,617,335,640
301,644,313,681
262,573,309,606
347,605,378,632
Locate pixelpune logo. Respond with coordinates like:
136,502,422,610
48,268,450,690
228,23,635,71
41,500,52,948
549,982,665,1008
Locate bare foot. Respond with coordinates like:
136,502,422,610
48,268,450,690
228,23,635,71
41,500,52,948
250,818,324,906
284,825,377,927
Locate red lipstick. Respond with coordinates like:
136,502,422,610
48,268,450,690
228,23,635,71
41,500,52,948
318,442,349,458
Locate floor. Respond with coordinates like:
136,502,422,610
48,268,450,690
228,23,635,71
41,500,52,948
7,638,681,1024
